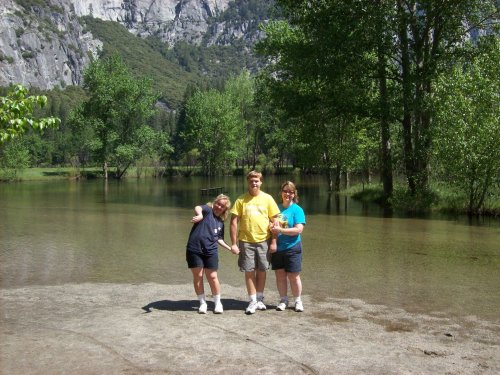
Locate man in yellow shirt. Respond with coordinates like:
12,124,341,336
230,171,280,314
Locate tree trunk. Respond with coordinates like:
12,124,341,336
327,168,334,192
398,1,417,195
377,34,393,200
343,170,350,190
334,163,341,192
103,161,108,180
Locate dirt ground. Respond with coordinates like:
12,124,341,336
1,283,499,375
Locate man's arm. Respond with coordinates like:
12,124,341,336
230,214,240,253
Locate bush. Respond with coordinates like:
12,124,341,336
389,185,439,213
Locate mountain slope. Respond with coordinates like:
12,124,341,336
0,0,277,108
82,16,198,109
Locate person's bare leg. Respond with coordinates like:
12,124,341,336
191,267,207,313
206,269,223,313
275,269,288,298
288,272,302,298
205,269,220,296
245,271,257,295
191,267,204,295
255,270,267,294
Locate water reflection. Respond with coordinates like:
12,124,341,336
0,176,499,323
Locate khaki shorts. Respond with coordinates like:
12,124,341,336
238,240,270,272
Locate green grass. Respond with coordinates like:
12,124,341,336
343,182,500,216
9,167,100,180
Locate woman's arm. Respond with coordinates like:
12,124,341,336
217,239,236,253
191,205,203,223
272,223,304,236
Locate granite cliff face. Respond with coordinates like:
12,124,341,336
0,0,266,90
70,0,233,45
0,0,102,90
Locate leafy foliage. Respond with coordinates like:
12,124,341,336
0,138,30,181
182,85,242,175
69,54,162,178
0,85,60,144
433,36,500,213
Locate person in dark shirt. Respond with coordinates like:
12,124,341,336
186,194,239,314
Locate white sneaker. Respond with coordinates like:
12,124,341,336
198,303,207,314
256,300,267,311
294,300,304,312
245,301,258,315
276,300,288,311
214,302,223,314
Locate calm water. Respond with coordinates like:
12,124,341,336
1,176,499,322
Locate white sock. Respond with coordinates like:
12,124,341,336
294,296,302,303
213,294,221,305
198,294,206,305
249,294,257,302
256,292,264,302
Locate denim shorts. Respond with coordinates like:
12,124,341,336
271,242,302,273
238,240,270,272
186,251,219,270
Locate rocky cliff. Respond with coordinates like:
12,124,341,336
0,0,102,90
0,0,267,90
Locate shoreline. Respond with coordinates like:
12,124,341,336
2,171,499,218
1,282,499,374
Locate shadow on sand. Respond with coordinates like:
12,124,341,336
142,298,249,313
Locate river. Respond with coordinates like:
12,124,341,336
1,175,498,322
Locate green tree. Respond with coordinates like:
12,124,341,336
258,0,498,197
0,138,30,181
70,55,160,179
392,0,497,196
224,71,255,168
257,11,375,190
0,85,60,145
433,37,500,213
182,87,242,175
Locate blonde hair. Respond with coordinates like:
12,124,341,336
246,170,263,181
207,194,232,220
280,181,299,203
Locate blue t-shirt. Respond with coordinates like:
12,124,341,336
277,203,306,251
186,205,224,255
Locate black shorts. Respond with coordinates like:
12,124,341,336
186,251,219,270
271,243,302,273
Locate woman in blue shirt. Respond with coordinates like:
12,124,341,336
270,181,306,312
186,194,239,314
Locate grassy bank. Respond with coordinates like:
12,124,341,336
344,183,500,217
3,167,498,217
0,167,100,181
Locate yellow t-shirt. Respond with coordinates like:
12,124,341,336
230,191,280,243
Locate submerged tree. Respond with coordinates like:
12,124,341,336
433,37,500,213
70,55,159,179
182,86,242,175
257,0,498,198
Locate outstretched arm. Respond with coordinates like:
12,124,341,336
217,239,231,251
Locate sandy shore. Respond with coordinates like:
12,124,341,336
1,283,499,374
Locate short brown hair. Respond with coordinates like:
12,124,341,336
246,170,263,181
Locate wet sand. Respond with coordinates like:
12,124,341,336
1,283,499,374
